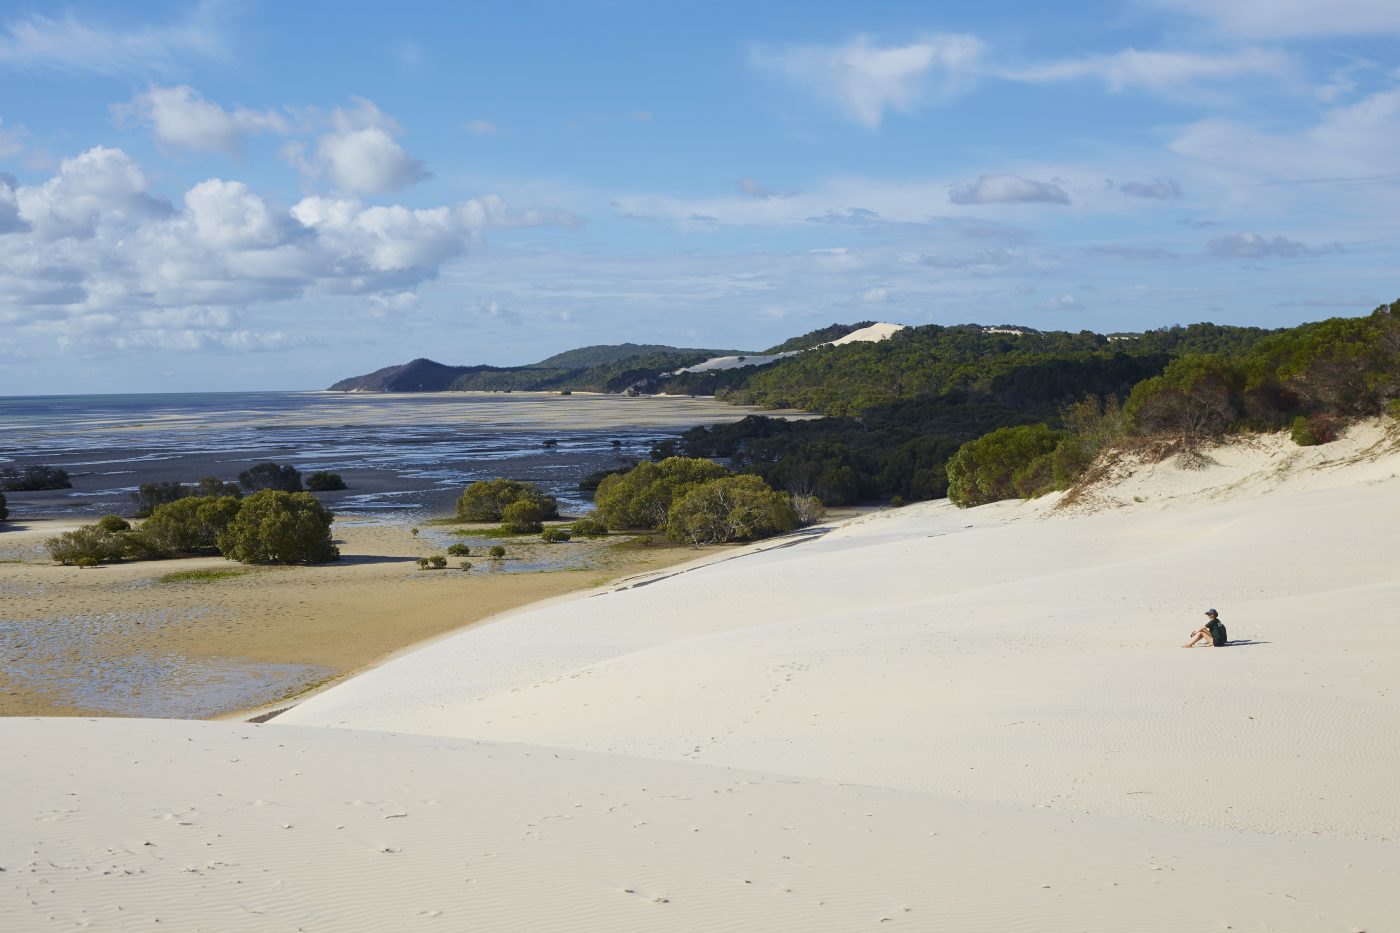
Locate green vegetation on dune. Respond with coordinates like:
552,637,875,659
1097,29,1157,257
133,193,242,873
531,343,745,369
761,322,874,354
945,301,1400,507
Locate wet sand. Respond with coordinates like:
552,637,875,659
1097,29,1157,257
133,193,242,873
0,515,704,719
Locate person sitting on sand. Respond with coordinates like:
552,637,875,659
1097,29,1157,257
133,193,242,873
1183,609,1227,648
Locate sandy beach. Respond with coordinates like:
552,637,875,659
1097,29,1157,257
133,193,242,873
3,420,1398,930
0,516,708,719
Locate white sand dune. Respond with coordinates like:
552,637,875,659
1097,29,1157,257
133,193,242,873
4,421,1399,931
674,322,906,373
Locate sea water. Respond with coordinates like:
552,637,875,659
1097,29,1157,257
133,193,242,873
0,390,794,518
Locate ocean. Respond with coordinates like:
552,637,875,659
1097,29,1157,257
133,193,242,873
0,390,798,520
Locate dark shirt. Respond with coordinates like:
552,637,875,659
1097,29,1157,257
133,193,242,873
1205,618,1226,646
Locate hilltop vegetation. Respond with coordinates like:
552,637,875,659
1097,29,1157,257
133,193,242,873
331,344,746,393
944,301,1400,507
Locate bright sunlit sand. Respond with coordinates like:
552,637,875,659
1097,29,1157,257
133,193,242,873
4,420,1397,931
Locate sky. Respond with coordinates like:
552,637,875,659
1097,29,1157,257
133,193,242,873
2,0,1399,394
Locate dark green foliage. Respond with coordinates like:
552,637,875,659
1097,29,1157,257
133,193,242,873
443,350,743,394
540,527,571,543
569,516,608,538
417,557,431,570
501,498,547,533
238,462,304,493
75,556,99,568
446,543,471,556
0,492,7,523
132,481,190,517
593,457,731,530
1124,355,1246,438
456,478,559,523
140,496,242,555
429,555,448,569
305,471,348,491
95,515,131,533
1290,413,1337,447
532,343,744,369
947,424,1067,507
579,466,631,493
1049,395,1128,488
194,477,242,498
460,560,473,571
45,525,132,565
216,490,339,564
762,322,874,354
2,465,71,491
488,545,506,559
665,474,798,546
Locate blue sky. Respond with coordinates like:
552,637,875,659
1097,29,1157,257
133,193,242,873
2,0,1399,393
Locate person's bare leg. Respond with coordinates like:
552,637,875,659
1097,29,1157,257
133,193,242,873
1183,629,1206,647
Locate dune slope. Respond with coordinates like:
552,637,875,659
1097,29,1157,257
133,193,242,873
4,421,1399,931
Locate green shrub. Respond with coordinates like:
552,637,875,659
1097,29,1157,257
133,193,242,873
95,514,131,533
429,554,448,569
194,477,242,498
946,424,1067,508
216,490,339,564
594,457,730,530
501,498,547,533
131,481,190,517
0,491,9,522
417,557,431,570
2,465,71,491
1290,415,1316,446
45,525,130,565
238,462,304,493
488,545,506,559
74,556,99,568
140,495,242,555
446,543,471,556
569,517,608,538
305,471,348,491
665,474,797,547
1124,355,1245,438
540,527,571,543
889,495,905,508
460,560,473,571
455,478,559,523
1290,413,1338,447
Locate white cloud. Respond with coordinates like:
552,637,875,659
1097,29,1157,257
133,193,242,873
855,286,890,303
1007,47,1291,93
1206,232,1343,258
0,2,228,76
114,85,289,157
467,119,502,136
0,146,573,354
289,99,429,195
949,174,1070,205
1118,177,1182,199
750,34,984,127
15,146,170,240
1036,293,1081,310
1147,0,1400,38
1171,88,1400,180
